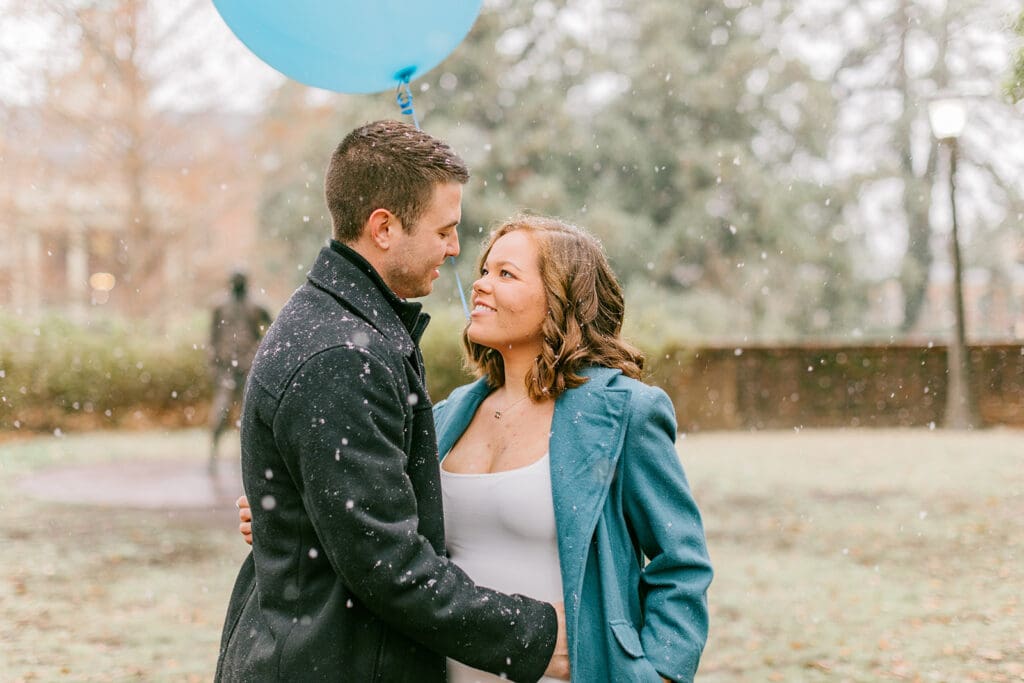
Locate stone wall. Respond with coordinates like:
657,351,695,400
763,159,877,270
647,344,1024,431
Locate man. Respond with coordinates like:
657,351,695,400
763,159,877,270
216,121,567,682
207,269,272,472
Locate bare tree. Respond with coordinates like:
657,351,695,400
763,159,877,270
5,0,268,316
819,0,1023,334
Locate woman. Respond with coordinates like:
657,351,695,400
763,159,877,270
240,215,712,681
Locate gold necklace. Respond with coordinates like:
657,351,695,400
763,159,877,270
493,393,530,419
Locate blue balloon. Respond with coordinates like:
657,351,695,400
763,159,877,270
213,1,484,94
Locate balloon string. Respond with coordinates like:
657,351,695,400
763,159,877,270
450,260,470,320
395,73,470,320
395,76,421,130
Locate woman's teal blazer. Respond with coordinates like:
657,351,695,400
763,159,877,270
434,366,713,682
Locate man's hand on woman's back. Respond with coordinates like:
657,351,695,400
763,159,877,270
544,601,570,679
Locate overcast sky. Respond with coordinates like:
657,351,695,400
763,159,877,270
0,0,281,111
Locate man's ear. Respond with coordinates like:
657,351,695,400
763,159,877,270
365,208,398,250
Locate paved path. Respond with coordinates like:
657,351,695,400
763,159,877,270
19,458,244,509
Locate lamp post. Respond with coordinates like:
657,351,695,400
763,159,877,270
927,97,977,429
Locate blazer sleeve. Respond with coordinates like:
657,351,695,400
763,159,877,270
620,385,713,683
274,346,556,682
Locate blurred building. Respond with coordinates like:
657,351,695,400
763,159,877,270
0,103,275,320
0,1,290,322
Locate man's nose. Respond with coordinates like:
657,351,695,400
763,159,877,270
447,230,460,258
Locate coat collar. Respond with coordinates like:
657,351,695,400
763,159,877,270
306,244,429,355
435,367,632,650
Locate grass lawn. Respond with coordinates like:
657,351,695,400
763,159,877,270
684,428,1024,682
1,427,1022,681
0,430,249,682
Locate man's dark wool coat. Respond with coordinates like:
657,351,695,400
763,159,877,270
215,242,557,682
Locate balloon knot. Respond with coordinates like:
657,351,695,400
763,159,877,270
394,73,420,129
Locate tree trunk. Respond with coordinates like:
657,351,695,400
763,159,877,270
120,0,160,316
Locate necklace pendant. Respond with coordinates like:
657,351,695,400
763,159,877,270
494,410,502,419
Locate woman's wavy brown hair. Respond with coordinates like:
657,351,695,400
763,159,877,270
462,214,645,400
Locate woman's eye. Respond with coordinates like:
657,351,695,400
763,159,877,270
500,270,513,278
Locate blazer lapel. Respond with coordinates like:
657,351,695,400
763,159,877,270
435,379,491,462
549,368,631,647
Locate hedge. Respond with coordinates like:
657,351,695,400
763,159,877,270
0,314,210,433
3,312,1022,435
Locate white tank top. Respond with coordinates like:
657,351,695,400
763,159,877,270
441,453,564,683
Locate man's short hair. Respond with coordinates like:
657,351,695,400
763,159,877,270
325,120,470,242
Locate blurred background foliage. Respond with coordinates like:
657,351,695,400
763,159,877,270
0,313,209,432
254,0,1024,343
260,0,868,340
